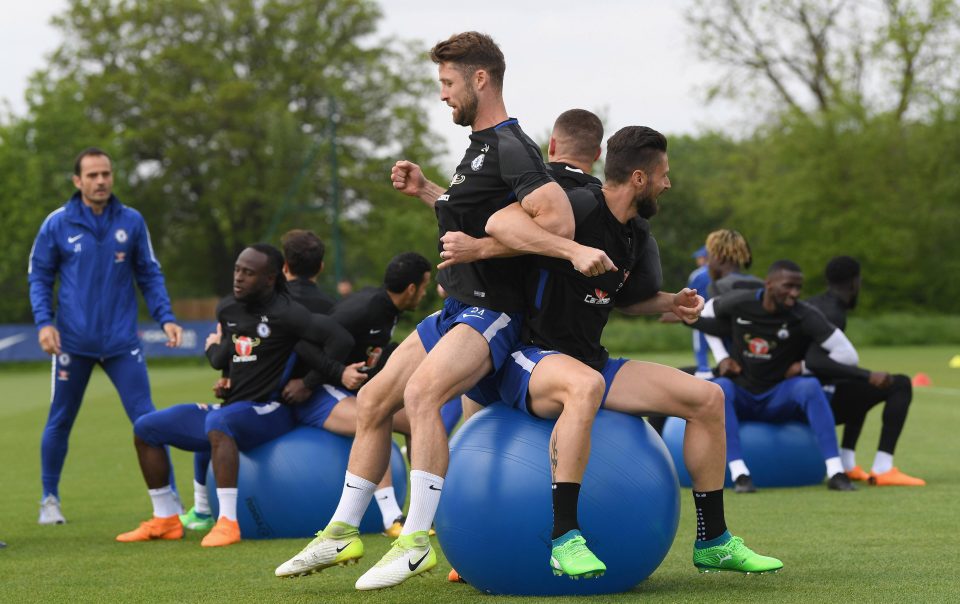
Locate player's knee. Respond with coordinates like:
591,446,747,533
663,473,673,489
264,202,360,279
796,377,823,401
355,388,394,426
891,374,912,395
402,375,438,416
698,381,725,421
133,413,158,444
562,371,605,417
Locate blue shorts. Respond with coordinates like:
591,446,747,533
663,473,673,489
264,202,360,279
416,298,522,374
493,346,628,417
134,400,295,452
294,384,355,428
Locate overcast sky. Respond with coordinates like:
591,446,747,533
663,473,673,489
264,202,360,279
1,0,745,166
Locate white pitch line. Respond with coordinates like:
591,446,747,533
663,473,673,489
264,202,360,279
920,386,960,395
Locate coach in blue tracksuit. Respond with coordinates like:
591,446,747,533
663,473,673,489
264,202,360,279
28,147,183,525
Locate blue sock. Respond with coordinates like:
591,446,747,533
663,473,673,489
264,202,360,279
695,530,732,549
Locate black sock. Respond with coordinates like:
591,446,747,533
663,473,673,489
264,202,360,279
551,482,581,539
693,489,727,542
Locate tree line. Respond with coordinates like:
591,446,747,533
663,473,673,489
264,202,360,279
1,0,957,324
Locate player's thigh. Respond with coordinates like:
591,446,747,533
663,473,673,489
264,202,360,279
604,360,721,419
527,354,604,420
357,329,427,413
405,323,494,407
206,401,295,450
135,403,211,451
323,396,359,437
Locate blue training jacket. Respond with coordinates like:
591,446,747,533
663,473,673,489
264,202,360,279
28,192,176,358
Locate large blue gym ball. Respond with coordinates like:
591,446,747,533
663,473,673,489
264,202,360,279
207,426,407,537
662,417,825,488
435,404,680,596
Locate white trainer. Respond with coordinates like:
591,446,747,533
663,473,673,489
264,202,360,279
38,495,66,525
275,522,363,578
355,531,436,591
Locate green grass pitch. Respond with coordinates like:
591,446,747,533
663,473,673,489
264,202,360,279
1,346,958,603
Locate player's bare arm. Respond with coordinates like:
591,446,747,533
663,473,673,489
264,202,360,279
391,160,446,208
486,202,616,277
619,288,704,323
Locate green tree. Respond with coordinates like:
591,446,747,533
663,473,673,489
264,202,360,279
12,0,440,310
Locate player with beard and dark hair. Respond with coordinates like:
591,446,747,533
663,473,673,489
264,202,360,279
473,126,782,577
694,260,858,494
116,245,353,547
805,256,924,486
274,32,613,590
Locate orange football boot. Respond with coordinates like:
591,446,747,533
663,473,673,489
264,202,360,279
846,466,870,481
201,517,241,547
869,467,926,486
116,515,183,542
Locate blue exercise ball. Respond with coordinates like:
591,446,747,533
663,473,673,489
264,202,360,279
662,417,825,488
207,426,407,537
435,404,680,596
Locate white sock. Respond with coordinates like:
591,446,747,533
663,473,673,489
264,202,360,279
217,488,238,521
330,471,376,528
401,470,444,535
825,456,844,477
148,485,181,518
374,487,404,529
728,459,750,480
193,480,211,515
872,451,894,474
840,448,857,472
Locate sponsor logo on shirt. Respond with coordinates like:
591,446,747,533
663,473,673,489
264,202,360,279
584,288,612,305
450,173,466,186
114,251,126,263
437,194,450,202
57,369,70,381
742,334,776,360
232,335,261,362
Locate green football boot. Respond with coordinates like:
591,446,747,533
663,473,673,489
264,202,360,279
179,506,215,531
275,521,364,578
693,534,783,574
549,530,606,580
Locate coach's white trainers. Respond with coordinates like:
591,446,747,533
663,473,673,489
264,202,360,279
355,531,436,590
38,495,66,525
275,521,363,578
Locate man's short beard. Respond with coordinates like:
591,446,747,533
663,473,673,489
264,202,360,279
455,87,479,126
637,194,659,219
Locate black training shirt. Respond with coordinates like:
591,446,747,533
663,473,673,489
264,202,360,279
547,161,602,190
707,289,836,393
207,292,351,404
523,186,661,370
286,278,336,315
434,118,553,311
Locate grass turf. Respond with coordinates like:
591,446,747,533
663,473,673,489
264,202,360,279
1,346,958,602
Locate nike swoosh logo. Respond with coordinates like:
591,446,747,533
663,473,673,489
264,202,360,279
369,329,382,334
0,334,27,352
428,485,442,491
68,234,83,243
408,549,431,571
346,483,361,489
736,317,753,325
377,496,388,500
227,322,237,327
131,348,140,355
336,540,355,553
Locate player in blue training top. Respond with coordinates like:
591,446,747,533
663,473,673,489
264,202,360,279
688,245,712,376
28,148,183,525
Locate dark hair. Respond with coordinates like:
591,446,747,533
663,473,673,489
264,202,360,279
553,109,604,164
430,31,505,90
280,229,325,279
384,252,431,293
603,126,667,184
767,259,803,276
824,255,860,285
249,243,288,293
73,147,111,176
